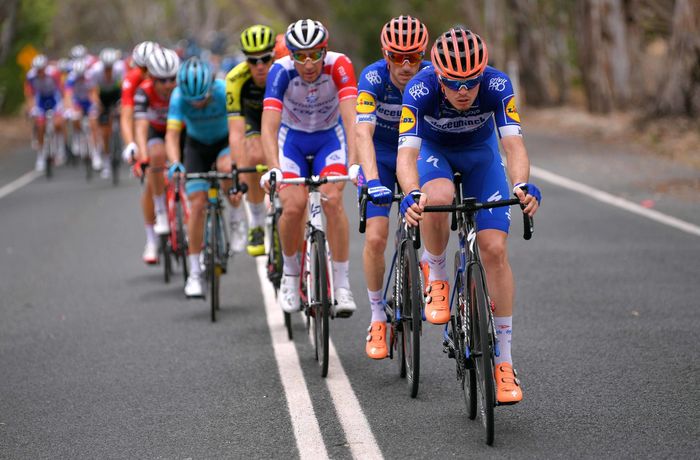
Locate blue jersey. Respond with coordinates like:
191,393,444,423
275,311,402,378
356,59,431,147
167,79,229,144
398,66,522,149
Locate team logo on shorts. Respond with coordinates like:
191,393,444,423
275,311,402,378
356,92,376,114
399,106,417,135
505,96,520,123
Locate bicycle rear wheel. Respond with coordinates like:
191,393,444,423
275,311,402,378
174,194,188,286
469,263,495,445
401,241,422,398
310,231,330,377
110,134,120,186
454,253,477,420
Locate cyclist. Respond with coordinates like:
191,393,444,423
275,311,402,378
166,57,233,297
63,58,99,164
90,48,125,178
259,19,358,316
25,54,66,171
397,28,541,404
225,24,277,257
134,47,180,264
121,41,157,165
356,15,431,360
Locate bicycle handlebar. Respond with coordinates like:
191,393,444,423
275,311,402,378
278,174,354,187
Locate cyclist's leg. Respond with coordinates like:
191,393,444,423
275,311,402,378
241,135,266,255
148,130,168,233
213,142,247,253
52,104,66,163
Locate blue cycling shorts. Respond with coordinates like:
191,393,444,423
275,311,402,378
356,141,397,219
277,124,347,179
417,133,511,233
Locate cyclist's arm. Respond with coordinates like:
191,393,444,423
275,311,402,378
500,135,530,187
356,122,379,180
89,85,100,109
338,98,358,166
261,109,282,169
120,105,135,145
135,119,149,162
228,117,246,166
397,145,421,194
165,124,182,165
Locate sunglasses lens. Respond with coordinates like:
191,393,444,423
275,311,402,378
247,53,273,65
386,52,423,65
157,77,175,83
440,74,482,91
293,50,323,63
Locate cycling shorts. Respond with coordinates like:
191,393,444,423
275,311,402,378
356,141,397,219
417,133,511,233
31,96,62,120
98,89,121,125
184,136,230,195
147,125,165,148
70,99,96,119
278,124,347,180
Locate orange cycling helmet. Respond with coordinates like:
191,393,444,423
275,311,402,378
431,28,488,79
381,15,429,54
274,33,290,58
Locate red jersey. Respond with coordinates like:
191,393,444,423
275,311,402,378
121,67,145,107
133,79,170,133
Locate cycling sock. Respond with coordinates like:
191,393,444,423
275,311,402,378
247,200,266,229
153,194,166,214
283,253,300,276
368,289,386,322
332,260,350,290
189,253,202,276
229,203,245,223
422,248,447,281
494,315,512,365
145,224,156,244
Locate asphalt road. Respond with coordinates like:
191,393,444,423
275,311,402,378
1,133,699,459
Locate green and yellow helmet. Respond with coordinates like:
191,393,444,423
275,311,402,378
240,25,276,54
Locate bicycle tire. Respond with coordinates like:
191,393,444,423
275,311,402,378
402,240,422,398
454,252,477,420
392,296,406,378
311,231,330,377
161,234,172,284
469,263,495,445
175,199,188,286
44,136,53,179
207,212,219,322
110,125,121,186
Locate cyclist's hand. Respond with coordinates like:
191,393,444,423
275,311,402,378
167,162,185,180
132,157,149,178
260,167,282,193
367,179,392,205
400,189,425,227
122,142,138,164
513,182,541,217
348,163,360,185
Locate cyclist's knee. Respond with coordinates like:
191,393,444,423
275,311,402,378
365,230,388,255
188,193,207,216
149,147,167,166
423,178,454,205
479,235,508,268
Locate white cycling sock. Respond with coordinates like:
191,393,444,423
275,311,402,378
422,248,447,282
494,315,512,365
283,253,300,276
145,224,156,244
368,289,386,322
229,203,245,224
247,200,266,229
188,253,202,276
153,194,166,214
332,260,350,290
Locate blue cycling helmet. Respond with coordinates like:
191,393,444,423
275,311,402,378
177,57,213,101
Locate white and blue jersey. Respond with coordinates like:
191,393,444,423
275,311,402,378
167,79,229,144
26,66,63,115
398,65,523,233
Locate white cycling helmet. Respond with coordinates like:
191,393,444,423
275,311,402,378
132,41,158,68
70,44,88,59
285,19,328,51
146,47,180,78
99,48,121,67
72,59,88,76
32,54,48,70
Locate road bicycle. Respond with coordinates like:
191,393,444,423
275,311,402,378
423,173,533,445
161,172,190,285
186,164,266,322
359,188,423,398
71,115,95,181
278,173,355,377
42,110,59,179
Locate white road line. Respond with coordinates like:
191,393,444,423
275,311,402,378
256,258,329,460
531,165,700,237
0,170,40,200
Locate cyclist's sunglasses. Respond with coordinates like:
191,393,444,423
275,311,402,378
384,50,424,65
292,49,325,64
438,73,483,91
246,52,275,65
155,76,176,84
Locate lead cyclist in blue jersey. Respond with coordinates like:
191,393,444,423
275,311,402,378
355,15,431,360
165,57,238,298
396,28,541,404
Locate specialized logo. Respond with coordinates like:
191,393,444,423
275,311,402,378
356,92,376,114
488,77,507,92
398,106,417,134
408,81,429,100
427,155,439,168
365,70,381,85
487,190,502,214
467,228,477,254
505,96,520,123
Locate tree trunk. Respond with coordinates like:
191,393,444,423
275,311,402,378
0,0,19,64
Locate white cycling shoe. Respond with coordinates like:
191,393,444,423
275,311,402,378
142,241,158,265
333,287,356,318
154,212,170,235
185,274,204,298
91,152,103,171
279,274,300,313
229,220,247,254
35,154,46,172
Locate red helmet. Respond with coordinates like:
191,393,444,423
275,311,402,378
431,28,488,79
381,15,429,54
274,33,290,58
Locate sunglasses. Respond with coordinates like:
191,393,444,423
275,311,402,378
438,74,483,91
385,50,424,65
246,52,274,65
292,49,325,64
155,76,176,83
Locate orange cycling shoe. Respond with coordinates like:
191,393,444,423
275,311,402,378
424,280,450,324
495,362,522,404
365,321,388,359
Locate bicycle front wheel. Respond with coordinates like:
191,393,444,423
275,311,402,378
310,231,330,377
454,253,477,420
469,263,495,445
175,196,188,286
161,234,172,284
401,240,422,398
207,212,220,322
